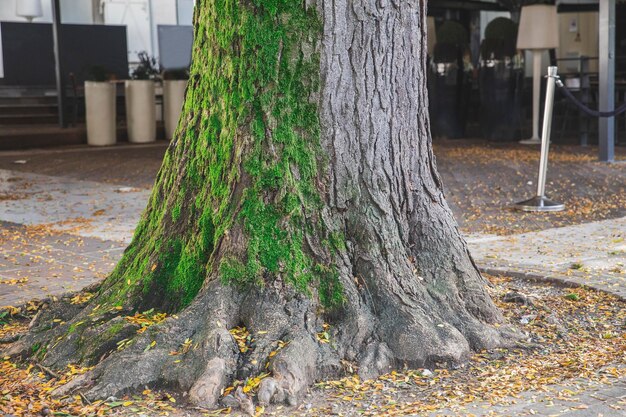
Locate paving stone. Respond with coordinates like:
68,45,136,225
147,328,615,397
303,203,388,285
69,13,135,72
0,169,149,243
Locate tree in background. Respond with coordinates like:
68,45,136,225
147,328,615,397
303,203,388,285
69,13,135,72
497,0,556,22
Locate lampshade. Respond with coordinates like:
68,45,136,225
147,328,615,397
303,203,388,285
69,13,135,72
516,4,559,50
427,16,436,56
16,0,43,22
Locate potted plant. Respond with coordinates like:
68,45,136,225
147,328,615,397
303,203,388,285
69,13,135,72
162,69,189,140
85,66,116,146
125,52,159,143
479,17,524,141
428,21,471,139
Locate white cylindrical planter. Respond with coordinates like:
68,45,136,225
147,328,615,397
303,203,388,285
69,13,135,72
125,80,156,143
163,80,187,140
85,81,116,146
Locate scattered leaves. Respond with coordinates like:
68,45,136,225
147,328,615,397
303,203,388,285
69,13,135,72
124,309,167,334
316,322,331,344
70,292,95,305
307,275,626,416
229,326,253,353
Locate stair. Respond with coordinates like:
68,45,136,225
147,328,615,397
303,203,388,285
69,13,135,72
0,85,165,150
0,124,87,150
0,86,59,127
0,109,59,125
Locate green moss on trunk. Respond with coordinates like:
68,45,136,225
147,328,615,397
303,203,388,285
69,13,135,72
97,0,343,312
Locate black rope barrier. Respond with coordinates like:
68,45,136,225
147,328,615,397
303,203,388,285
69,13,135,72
556,79,626,118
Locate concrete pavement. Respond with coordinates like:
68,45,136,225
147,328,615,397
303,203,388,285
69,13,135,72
429,368,626,416
467,217,626,300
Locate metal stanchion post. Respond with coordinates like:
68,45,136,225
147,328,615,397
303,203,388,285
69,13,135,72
515,66,565,212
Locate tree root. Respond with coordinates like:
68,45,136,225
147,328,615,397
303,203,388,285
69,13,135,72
0,334,21,344
1,268,518,412
32,361,61,379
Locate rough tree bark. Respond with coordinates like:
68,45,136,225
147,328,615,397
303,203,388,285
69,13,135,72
3,0,514,410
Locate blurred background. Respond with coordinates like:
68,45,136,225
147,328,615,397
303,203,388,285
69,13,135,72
0,0,624,161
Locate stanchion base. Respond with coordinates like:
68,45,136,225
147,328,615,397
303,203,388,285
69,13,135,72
519,138,542,145
514,196,565,212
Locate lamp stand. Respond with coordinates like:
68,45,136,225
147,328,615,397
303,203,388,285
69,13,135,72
520,50,543,145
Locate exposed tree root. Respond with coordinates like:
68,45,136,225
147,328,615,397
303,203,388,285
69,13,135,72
2,264,518,413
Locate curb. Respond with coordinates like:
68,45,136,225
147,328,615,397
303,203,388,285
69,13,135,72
480,265,626,302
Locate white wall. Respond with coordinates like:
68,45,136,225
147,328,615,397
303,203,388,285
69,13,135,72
153,0,176,25
60,0,93,24
479,11,511,40
0,0,52,22
151,0,176,60
103,0,152,62
177,0,193,25
102,0,178,62
0,0,92,23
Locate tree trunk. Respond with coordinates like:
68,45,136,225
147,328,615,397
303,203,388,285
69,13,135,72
3,0,514,409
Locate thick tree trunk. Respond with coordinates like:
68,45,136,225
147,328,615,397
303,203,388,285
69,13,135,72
318,0,508,376
3,0,514,409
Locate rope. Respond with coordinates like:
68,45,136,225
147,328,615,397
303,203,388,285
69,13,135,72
556,79,626,118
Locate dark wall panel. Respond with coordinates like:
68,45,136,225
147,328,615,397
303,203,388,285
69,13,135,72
158,25,193,70
60,24,129,83
0,22,55,85
0,22,128,86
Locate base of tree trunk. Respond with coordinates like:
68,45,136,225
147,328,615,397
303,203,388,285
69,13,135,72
2,273,518,411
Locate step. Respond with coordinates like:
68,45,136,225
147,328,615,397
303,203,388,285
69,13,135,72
0,113,59,125
0,103,58,115
0,123,166,150
0,86,58,97
0,124,86,149
0,96,60,106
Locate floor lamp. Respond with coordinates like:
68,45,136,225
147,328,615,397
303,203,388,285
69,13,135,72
517,4,559,145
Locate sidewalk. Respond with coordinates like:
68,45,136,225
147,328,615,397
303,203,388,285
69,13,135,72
468,216,626,300
0,145,158,306
428,369,626,416
0,221,124,306
0,142,624,306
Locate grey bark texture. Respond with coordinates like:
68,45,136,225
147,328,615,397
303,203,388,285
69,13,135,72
2,0,515,410
316,0,509,380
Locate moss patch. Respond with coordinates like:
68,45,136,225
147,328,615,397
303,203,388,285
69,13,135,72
99,0,344,311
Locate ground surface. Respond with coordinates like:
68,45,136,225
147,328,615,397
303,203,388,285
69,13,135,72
435,140,626,235
0,143,165,189
0,141,624,307
2,275,624,416
0,140,625,416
